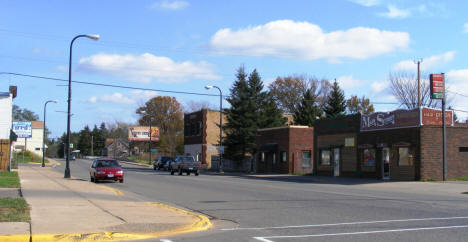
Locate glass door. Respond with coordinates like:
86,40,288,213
382,148,390,180
333,148,340,177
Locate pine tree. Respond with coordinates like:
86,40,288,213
294,88,322,127
324,80,346,118
224,66,251,162
224,67,285,163
78,126,92,155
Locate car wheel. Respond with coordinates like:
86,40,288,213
119,179,124,183
171,169,174,175
187,172,190,175
153,166,157,170
195,172,199,176
178,168,182,175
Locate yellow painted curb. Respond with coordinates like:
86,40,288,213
27,162,50,165
0,234,29,242
98,185,123,196
27,202,211,242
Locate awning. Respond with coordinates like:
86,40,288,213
259,143,278,152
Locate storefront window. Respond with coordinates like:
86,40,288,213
302,151,311,167
281,151,287,163
320,150,331,165
363,149,376,166
398,147,413,166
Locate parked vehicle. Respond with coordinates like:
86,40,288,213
90,158,124,183
153,156,173,170
169,156,200,176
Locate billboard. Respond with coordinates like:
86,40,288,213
421,107,453,126
12,122,32,138
128,126,159,142
361,109,420,132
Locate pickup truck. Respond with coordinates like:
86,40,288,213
169,156,200,176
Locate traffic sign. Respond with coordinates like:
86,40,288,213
430,73,445,100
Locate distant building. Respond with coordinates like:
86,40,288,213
184,109,226,169
13,121,44,157
103,138,129,158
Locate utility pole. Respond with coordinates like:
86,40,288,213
414,59,423,107
442,73,447,181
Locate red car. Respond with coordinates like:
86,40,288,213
90,158,124,183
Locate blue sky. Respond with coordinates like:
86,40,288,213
1,0,468,138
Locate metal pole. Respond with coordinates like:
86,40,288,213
417,61,421,107
42,102,48,167
442,73,446,181
149,117,152,164
215,86,223,173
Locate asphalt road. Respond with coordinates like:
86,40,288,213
53,159,468,242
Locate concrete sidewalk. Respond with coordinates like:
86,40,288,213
0,163,211,242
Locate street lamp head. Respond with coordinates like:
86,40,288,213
85,34,100,40
51,100,58,103
205,85,213,90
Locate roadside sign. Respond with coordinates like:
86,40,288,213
70,143,73,148
12,122,32,138
218,146,224,154
150,148,158,153
430,73,445,100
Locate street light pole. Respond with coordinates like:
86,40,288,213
42,100,57,167
205,85,223,173
65,34,99,178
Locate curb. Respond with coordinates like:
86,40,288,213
1,185,211,242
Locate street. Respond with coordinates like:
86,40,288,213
54,159,468,242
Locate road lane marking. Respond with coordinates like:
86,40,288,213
223,216,468,231
253,224,468,241
160,239,173,242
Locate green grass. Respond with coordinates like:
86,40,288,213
292,172,314,176
127,155,152,165
12,151,47,164
0,171,20,188
452,176,468,181
0,198,30,222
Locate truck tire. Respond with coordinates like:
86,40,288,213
178,168,183,175
171,169,174,175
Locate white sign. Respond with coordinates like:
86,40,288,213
12,122,32,138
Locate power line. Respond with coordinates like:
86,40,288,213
0,72,222,97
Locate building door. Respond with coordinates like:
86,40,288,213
382,148,390,180
333,148,340,177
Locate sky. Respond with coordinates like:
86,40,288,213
1,0,468,138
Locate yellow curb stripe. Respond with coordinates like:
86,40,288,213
148,202,212,233
97,185,123,196
27,162,50,165
0,235,29,242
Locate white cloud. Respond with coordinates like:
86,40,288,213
150,0,189,10
371,81,389,93
349,0,380,7
87,90,158,105
393,51,455,71
209,20,409,61
464,23,468,33
336,75,366,89
78,53,220,83
446,69,468,120
379,5,411,19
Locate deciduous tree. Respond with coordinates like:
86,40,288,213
346,95,375,115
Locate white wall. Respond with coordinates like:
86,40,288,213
0,94,12,139
184,144,202,161
14,128,44,157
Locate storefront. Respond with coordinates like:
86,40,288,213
314,114,361,177
256,126,314,174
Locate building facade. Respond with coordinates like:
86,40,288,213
256,126,314,174
0,87,16,171
184,109,226,169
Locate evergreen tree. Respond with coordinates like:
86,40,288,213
294,88,322,127
324,80,346,118
224,67,285,163
78,125,92,155
224,66,251,162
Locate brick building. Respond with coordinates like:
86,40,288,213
184,109,226,169
314,107,468,181
256,126,314,174
314,114,361,177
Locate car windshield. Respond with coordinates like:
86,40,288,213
97,160,120,167
178,156,194,162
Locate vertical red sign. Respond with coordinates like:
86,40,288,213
430,74,445,99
